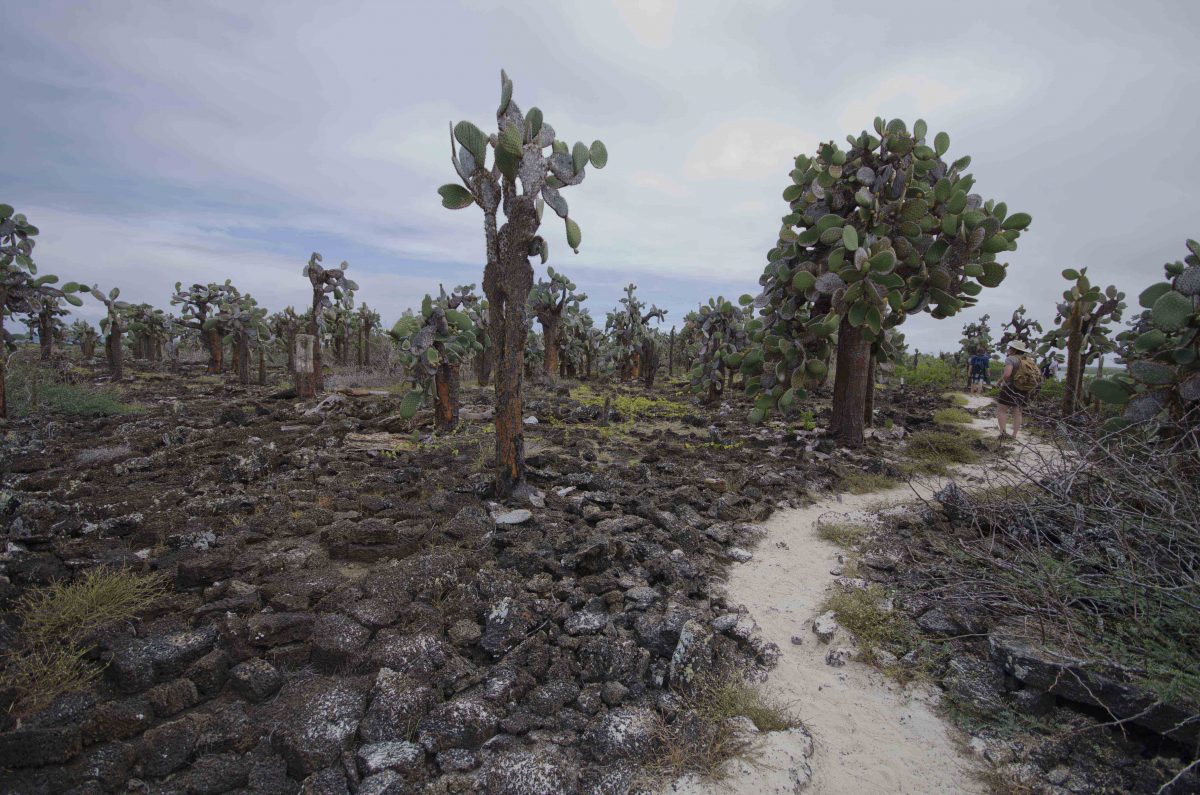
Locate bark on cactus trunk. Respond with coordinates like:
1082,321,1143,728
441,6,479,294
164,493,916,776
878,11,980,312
235,334,250,385
540,316,560,379
863,355,876,428
257,348,266,386
38,313,53,361
1062,303,1084,415
475,345,493,387
830,319,871,447
106,329,123,379
482,205,536,498
206,328,223,374
434,363,460,432
295,334,317,399
81,336,95,360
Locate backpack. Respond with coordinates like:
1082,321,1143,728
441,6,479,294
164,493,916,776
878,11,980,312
1011,356,1042,393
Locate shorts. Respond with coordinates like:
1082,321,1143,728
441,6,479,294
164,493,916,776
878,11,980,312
997,382,1029,407
969,372,988,385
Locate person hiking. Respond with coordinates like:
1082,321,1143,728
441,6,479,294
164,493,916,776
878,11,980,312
997,341,1040,439
968,348,991,395
1040,354,1060,380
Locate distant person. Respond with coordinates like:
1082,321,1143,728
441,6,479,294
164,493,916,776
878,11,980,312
968,348,991,395
1041,355,1060,380
997,341,1041,439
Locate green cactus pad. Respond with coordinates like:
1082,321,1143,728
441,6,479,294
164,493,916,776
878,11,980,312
589,140,608,169
454,121,488,164
1089,377,1131,404
842,225,859,251
934,131,949,156
438,184,474,210
1134,329,1167,352
565,218,581,252
1001,212,1031,230
978,261,1007,288
1138,281,1172,309
1175,265,1200,297
1130,360,1175,385
1151,289,1192,331
399,390,423,419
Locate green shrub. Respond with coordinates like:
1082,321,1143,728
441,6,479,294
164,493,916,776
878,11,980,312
901,428,980,475
4,357,140,418
896,357,958,388
933,407,973,425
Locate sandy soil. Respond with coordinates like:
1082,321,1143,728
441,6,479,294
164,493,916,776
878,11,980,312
667,394,1019,794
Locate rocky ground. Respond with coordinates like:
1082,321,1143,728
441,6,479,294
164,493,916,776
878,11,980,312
0,358,949,795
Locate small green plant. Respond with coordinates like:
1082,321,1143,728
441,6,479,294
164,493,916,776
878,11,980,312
932,407,972,425
4,356,141,418
942,392,969,407
900,428,980,475
824,585,917,664
896,357,959,388
646,673,801,783
2,568,165,716
816,520,872,547
841,471,900,494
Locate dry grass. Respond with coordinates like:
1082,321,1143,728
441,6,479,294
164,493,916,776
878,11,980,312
647,673,801,783
899,428,981,476
1,568,165,717
841,471,901,494
815,520,872,547
943,392,970,407
932,407,973,425
823,586,918,665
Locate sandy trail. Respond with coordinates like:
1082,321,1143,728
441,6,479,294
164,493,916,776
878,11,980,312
669,394,1023,794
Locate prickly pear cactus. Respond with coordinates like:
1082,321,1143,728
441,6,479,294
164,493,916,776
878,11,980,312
959,314,993,354
998,305,1043,349
685,296,749,403
1091,240,1200,427
605,283,665,380
1039,267,1125,413
529,266,586,377
391,285,483,425
746,118,1030,425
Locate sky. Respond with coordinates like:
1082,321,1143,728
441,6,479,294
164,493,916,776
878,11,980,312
3,0,1198,352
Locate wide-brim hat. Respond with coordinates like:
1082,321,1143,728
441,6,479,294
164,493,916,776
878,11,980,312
1007,341,1031,354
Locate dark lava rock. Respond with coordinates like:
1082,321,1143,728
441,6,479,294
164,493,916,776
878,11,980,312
147,677,200,717
300,766,351,795
583,706,659,763
177,751,251,794
137,715,200,778
230,658,283,703
186,649,231,696
107,625,219,693
481,746,580,794
269,676,368,777
0,725,82,768
81,697,153,744
359,668,438,743
944,655,1006,713
354,740,425,779
311,612,370,672
247,611,313,647
416,695,501,753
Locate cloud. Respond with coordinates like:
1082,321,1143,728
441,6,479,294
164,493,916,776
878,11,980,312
613,0,678,48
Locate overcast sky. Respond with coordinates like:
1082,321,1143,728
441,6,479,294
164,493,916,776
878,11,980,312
3,0,1198,352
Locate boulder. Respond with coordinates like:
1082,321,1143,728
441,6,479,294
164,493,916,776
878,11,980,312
107,626,219,693
584,707,659,763
482,746,580,795
359,668,438,743
355,740,425,779
230,658,283,703
269,676,368,777
416,695,501,752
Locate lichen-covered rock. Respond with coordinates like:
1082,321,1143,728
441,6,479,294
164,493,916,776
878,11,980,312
107,625,219,693
417,695,501,752
0,726,82,768
669,619,715,685
137,715,201,778
354,740,425,779
583,706,659,763
300,765,351,795
481,746,580,795
230,658,283,703
268,676,368,777
311,612,370,672
247,611,314,647
359,668,438,743
146,677,199,717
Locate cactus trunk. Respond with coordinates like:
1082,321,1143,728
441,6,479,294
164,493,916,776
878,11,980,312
206,327,223,374
864,355,876,428
541,316,560,379
81,335,95,360
258,348,266,386
295,334,317,399
483,206,535,498
0,291,7,419
106,328,123,379
434,363,460,432
830,319,871,447
37,311,53,361
236,334,250,385
475,345,493,387
1063,302,1084,414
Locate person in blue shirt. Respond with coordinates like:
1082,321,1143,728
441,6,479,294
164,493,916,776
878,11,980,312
968,348,991,395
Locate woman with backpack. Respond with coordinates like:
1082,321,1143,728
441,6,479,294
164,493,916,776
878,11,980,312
996,341,1041,439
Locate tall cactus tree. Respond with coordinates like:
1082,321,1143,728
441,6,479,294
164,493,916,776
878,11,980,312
391,285,482,431
88,286,129,379
686,296,750,403
213,292,269,386
529,266,585,380
998,305,1043,349
1,206,84,416
269,307,302,372
28,292,70,361
747,118,1030,444
172,281,239,373
303,253,356,392
437,70,607,497
1039,268,1124,414
355,303,381,367
959,314,993,354
69,319,97,360
606,283,665,380
1091,241,1199,432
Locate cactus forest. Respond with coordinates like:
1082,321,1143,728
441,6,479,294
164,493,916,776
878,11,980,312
2,6,1199,794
